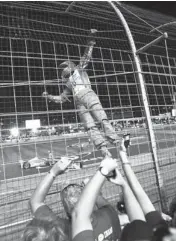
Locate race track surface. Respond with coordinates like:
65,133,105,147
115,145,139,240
1,125,176,180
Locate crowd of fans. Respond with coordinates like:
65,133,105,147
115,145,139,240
2,116,176,144
21,136,176,241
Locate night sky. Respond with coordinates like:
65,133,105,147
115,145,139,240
129,1,176,18
0,1,175,129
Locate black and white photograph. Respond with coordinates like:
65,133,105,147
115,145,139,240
1,1,176,241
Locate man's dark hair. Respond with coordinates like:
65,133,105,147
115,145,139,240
22,218,67,241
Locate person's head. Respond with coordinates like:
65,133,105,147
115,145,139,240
59,61,76,81
60,184,83,219
22,218,67,241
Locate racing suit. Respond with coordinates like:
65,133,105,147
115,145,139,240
45,32,120,156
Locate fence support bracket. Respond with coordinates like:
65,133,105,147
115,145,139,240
136,32,168,54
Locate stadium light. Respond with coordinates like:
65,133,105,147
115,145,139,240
10,127,19,137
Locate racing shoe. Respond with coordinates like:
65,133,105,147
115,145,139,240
87,127,107,149
100,145,112,158
102,121,121,145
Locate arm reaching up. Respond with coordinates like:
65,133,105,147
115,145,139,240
119,138,155,215
108,168,145,222
78,29,97,69
108,168,154,241
119,137,169,234
72,157,117,238
81,177,109,208
30,157,72,214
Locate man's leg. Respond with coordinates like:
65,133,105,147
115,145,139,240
77,103,111,157
91,105,119,143
80,90,120,144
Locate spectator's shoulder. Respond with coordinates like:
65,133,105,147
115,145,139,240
145,210,167,230
73,230,94,241
120,220,152,241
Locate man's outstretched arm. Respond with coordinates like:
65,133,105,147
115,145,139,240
42,87,71,104
78,29,97,69
30,157,72,214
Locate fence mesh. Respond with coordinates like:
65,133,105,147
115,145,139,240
0,2,176,240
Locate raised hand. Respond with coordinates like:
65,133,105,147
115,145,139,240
120,134,131,153
52,95,63,104
108,168,125,187
42,92,53,102
161,213,172,222
42,92,62,104
120,138,127,153
51,157,72,176
100,156,118,174
119,138,131,165
42,92,48,98
90,29,97,34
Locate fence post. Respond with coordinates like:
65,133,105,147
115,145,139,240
109,1,166,211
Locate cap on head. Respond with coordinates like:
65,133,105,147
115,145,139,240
59,61,76,80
